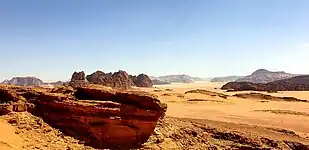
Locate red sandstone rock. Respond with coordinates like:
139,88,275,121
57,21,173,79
0,85,167,149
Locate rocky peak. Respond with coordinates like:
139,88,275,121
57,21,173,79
71,71,86,81
251,69,270,75
236,69,296,83
1,79,9,84
112,70,130,80
132,74,153,87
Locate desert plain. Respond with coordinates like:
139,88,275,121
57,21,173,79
144,81,309,138
1,81,309,149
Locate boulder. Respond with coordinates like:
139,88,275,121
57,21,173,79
0,85,167,149
32,86,167,149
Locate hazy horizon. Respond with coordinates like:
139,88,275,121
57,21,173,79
1,0,309,81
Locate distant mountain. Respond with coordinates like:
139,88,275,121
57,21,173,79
1,77,44,86
222,75,309,91
151,74,203,83
1,79,9,84
235,69,297,83
211,76,244,82
151,79,170,85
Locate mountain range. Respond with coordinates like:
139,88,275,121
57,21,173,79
0,77,66,86
150,74,204,83
210,76,244,83
235,69,298,83
1,77,44,86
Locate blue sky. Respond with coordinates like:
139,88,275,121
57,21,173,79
0,0,309,81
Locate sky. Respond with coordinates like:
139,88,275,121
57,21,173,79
0,0,309,82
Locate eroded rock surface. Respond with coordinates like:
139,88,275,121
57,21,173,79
71,70,153,89
0,85,167,149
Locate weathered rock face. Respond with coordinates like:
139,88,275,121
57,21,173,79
86,70,134,89
0,85,167,149
71,71,86,81
222,75,309,91
131,74,153,87
82,70,153,89
69,71,88,87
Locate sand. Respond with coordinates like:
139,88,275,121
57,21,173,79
145,81,309,139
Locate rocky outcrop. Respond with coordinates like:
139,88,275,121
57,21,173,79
69,71,88,87
222,75,309,91
71,71,86,81
221,82,267,91
1,77,44,86
235,69,297,83
86,70,134,89
131,74,153,87
0,85,167,149
69,70,153,89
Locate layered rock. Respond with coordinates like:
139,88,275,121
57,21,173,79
222,75,309,91
0,85,167,149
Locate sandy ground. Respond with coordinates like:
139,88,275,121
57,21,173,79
1,82,309,149
144,82,309,139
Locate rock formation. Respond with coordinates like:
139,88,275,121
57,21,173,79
222,75,309,91
86,70,134,89
69,70,153,89
71,71,86,81
130,74,153,87
69,71,88,87
1,77,44,86
0,85,167,149
235,69,297,83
